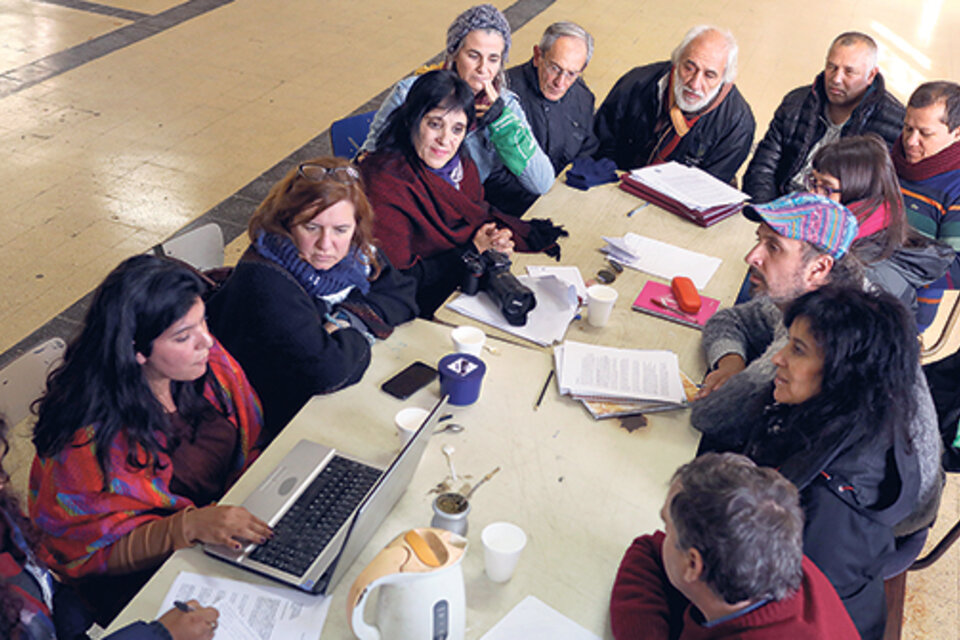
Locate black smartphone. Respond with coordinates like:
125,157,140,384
381,361,438,400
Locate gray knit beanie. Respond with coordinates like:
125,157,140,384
445,4,511,62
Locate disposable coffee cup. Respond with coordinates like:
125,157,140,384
394,407,429,447
586,284,618,328
482,521,527,582
451,325,486,356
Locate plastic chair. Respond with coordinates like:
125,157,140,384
920,290,960,365
153,222,225,272
330,110,376,159
0,338,66,503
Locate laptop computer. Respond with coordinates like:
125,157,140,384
205,396,448,593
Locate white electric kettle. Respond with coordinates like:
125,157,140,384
348,527,468,640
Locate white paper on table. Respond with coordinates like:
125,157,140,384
157,571,332,640
628,161,747,210
601,232,721,289
525,265,588,300
445,274,579,346
480,595,600,640
555,340,684,403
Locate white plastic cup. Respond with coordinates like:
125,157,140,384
482,522,527,582
394,407,430,447
451,325,486,356
586,284,619,328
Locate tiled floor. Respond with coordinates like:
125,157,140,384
1,0,959,635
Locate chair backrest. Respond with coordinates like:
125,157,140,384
0,338,66,504
330,110,376,159
920,290,960,365
0,338,66,428
156,223,225,272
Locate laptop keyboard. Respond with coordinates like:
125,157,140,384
249,455,382,577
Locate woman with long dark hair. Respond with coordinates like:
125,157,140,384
30,255,268,623
207,156,418,439
710,286,929,639
360,69,566,316
809,134,953,330
1,414,219,639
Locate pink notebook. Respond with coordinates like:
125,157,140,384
631,280,720,330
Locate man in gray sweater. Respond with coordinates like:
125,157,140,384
693,193,943,535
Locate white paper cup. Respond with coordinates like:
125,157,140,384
451,325,486,356
482,521,527,582
586,284,619,328
394,407,430,447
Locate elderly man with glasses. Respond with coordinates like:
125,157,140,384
484,21,599,216
593,25,755,185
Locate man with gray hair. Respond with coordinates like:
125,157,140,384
611,452,859,639
593,25,755,184
744,32,905,202
486,21,599,216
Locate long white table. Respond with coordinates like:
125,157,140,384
108,180,758,638
108,319,702,638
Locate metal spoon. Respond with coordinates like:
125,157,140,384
442,444,459,482
434,422,465,435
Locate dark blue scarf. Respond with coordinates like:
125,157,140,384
254,231,371,299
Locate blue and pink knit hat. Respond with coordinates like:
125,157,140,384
743,192,859,260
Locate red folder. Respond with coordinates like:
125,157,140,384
619,173,743,227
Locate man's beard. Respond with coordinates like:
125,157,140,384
748,267,809,307
673,68,722,113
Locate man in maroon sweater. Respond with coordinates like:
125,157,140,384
610,453,859,639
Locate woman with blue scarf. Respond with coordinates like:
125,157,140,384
207,157,418,442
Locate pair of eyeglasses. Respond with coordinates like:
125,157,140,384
297,163,360,183
545,60,582,82
803,173,841,198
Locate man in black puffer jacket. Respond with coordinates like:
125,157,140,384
743,31,904,203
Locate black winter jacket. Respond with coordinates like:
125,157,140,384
207,247,418,440
593,61,755,183
717,397,922,640
484,60,599,217
743,72,905,203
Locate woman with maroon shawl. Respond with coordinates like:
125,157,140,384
360,69,565,317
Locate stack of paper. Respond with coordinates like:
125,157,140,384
553,341,689,418
601,233,721,289
620,161,748,227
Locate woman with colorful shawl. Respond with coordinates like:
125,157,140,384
29,255,268,624
360,69,566,317
2,417,220,639
206,156,419,440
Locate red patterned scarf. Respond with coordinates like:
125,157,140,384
28,340,262,579
892,136,960,182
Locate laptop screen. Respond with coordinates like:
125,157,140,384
319,395,449,592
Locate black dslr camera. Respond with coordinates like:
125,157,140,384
461,249,537,326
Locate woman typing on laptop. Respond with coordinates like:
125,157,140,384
29,256,271,624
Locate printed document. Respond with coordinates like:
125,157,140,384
157,571,331,640
554,341,684,403
601,233,721,289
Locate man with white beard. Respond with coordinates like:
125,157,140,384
593,25,755,184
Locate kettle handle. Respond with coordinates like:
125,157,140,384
347,546,409,640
